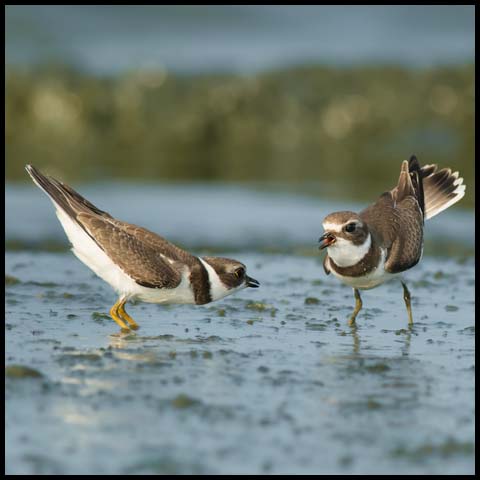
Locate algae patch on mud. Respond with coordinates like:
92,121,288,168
171,394,200,409
390,438,475,462
5,365,43,378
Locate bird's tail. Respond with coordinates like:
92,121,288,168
413,158,466,220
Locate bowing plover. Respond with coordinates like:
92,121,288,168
26,165,260,332
319,156,465,326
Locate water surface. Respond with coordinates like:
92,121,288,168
5,250,475,474
5,184,475,474
5,183,475,253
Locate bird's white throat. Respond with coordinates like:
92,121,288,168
199,258,244,302
327,233,371,267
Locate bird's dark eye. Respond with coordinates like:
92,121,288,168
345,223,357,233
234,267,245,278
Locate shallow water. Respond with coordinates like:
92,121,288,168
5,182,475,253
5,182,475,474
5,248,475,474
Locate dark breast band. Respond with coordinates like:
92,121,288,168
190,259,212,305
328,242,381,278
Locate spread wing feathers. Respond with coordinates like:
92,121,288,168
420,164,466,220
360,155,465,274
388,156,466,221
77,214,184,289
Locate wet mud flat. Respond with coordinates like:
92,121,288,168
5,251,475,474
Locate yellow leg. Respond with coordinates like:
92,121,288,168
401,281,414,325
110,300,130,333
118,299,140,330
348,288,363,327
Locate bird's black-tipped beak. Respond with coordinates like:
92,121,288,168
319,232,336,250
246,276,260,288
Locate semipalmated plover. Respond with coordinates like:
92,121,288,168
319,156,465,326
26,165,260,333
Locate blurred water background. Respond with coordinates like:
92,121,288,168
5,5,475,476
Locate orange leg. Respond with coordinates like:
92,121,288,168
109,300,130,333
118,298,140,330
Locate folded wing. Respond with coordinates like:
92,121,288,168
361,159,424,274
26,164,194,289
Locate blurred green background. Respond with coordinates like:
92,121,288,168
5,6,475,207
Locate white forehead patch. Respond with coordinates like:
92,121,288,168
322,219,361,234
322,222,343,233
327,233,371,267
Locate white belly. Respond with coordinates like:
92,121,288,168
134,273,196,304
330,267,398,290
328,249,398,290
56,208,196,304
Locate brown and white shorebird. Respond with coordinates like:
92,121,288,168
318,156,465,326
26,165,260,333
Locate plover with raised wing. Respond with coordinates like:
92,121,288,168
319,156,465,326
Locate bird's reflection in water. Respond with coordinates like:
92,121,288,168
350,323,360,355
348,320,415,356
401,323,414,356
